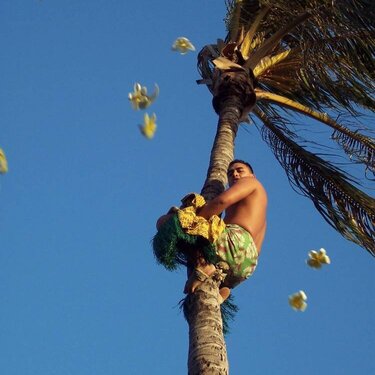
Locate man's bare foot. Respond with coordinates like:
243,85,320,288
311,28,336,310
218,287,231,304
184,264,216,294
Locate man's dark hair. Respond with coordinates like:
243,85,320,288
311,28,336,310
228,159,254,174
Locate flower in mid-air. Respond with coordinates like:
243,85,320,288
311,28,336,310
128,83,159,110
172,37,196,54
0,148,8,174
307,248,331,269
139,113,157,139
288,290,307,311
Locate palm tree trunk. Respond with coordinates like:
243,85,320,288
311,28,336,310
187,68,255,374
187,277,228,375
201,69,255,199
201,95,242,199
186,102,240,375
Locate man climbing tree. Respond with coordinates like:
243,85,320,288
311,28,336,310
156,159,267,304
153,159,267,374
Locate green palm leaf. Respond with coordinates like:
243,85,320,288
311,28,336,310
254,108,375,255
255,90,375,172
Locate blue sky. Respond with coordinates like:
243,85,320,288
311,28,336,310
1,1,374,374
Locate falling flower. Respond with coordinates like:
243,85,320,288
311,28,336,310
307,248,331,269
172,37,196,54
0,148,8,174
289,290,307,311
139,113,157,139
128,83,159,110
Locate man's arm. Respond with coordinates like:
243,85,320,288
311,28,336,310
197,176,257,219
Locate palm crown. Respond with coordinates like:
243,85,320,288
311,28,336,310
197,0,375,255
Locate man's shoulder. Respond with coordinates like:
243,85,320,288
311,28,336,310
227,176,261,197
240,177,267,197
237,176,262,188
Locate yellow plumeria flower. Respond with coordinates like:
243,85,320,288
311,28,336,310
172,37,196,54
307,248,331,269
288,290,307,312
139,113,157,139
0,148,8,174
128,83,159,110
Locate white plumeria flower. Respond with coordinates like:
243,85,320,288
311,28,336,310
0,148,8,174
128,83,159,110
289,290,307,311
172,37,196,54
139,113,157,139
307,248,331,269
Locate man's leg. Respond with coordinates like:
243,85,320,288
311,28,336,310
184,255,231,304
184,253,216,294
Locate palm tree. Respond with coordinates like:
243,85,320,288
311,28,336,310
199,0,374,250
183,1,375,373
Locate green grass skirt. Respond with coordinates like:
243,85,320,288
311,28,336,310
152,213,217,270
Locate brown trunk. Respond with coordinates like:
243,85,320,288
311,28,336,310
201,96,242,200
201,69,256,199
187,277,228,375
186,68,256,374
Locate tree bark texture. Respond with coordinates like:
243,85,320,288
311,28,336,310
187,277,228,375
201,69,255,200
200,96,242,200
187,68,256,374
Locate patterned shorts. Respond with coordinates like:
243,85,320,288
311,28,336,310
214,224,258,288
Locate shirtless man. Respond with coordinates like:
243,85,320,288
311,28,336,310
156,159,267,302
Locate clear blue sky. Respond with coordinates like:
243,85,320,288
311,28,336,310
1,1,374,374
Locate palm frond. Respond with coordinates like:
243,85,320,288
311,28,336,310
294,34,375,113
225,0,261,33
332,129,375,177
256,90,375,172
227,0,243,42
244,11,310,70
240,6,270,58
224,0,375,114
254,108,375,256
250,33,375,114
197,44,220,93
252,50,291,78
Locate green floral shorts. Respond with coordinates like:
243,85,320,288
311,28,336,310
214,224,258,288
